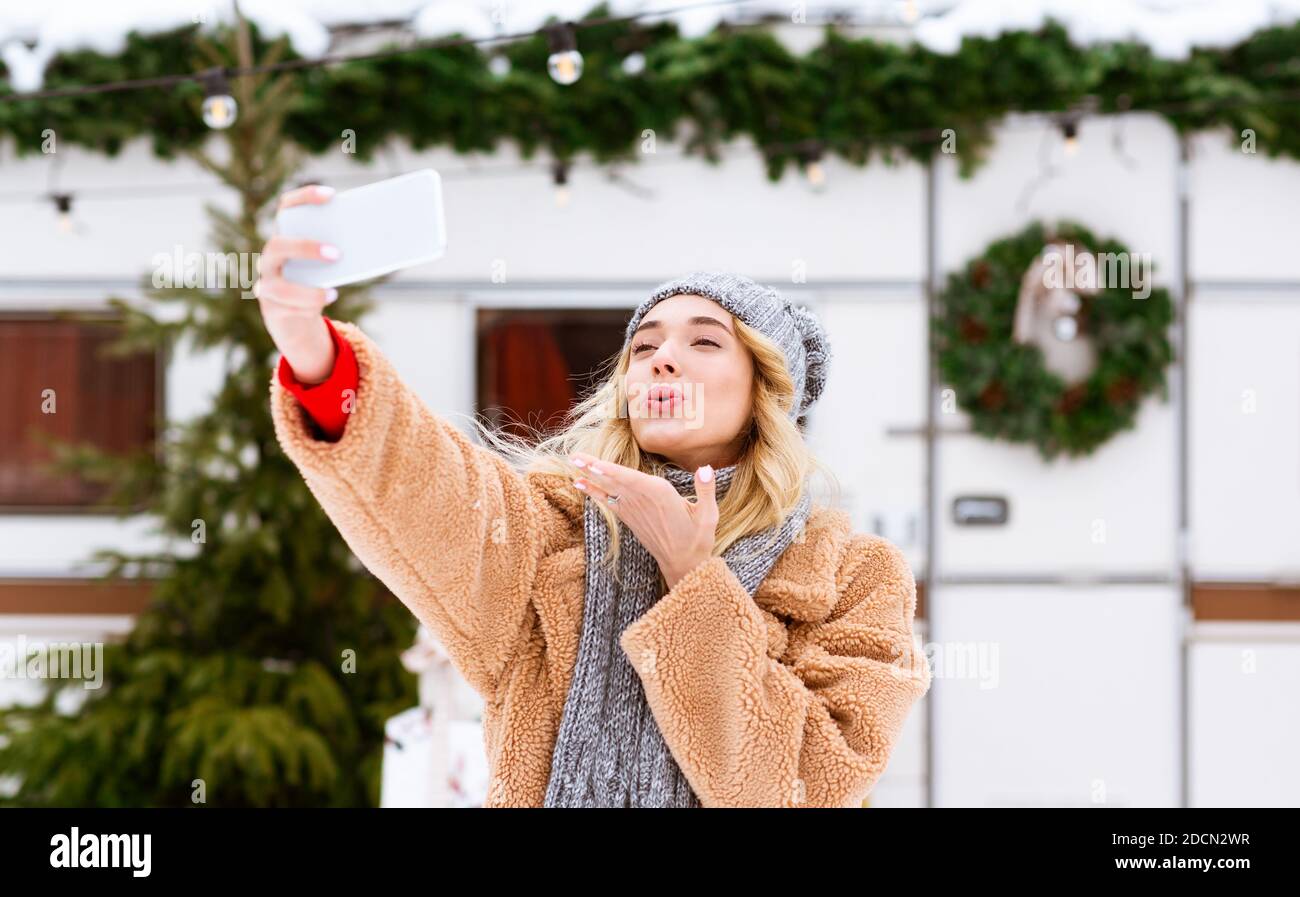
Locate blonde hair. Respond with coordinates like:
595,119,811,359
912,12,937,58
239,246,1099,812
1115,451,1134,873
466,316,842,591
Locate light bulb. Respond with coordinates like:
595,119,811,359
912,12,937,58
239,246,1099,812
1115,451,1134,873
544,23,583,85
547,50,583,85
52,194,74,234
552,162,571,207
488,54,511,78
200,67,238,130
798,141,828,191
202,93,238,129
1061,120,1080,157
621,52,646,76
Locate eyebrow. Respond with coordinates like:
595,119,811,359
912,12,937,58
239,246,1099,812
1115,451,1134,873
632,315,734,337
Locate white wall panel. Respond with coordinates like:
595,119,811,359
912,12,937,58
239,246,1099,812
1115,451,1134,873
814,293,928,575
1189,130,1300,282
936,113,1180,283
0,143,233,279
376,143,927,284
930,584,1182,807
935,398,1178,575
1190,625,1300,807
1189,295,1300,578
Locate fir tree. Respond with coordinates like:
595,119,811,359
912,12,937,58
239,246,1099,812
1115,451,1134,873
0,15,418,807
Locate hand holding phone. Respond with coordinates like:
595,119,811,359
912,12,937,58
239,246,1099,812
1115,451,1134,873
255,170,448,383
253,184,342,384
275,168,447,288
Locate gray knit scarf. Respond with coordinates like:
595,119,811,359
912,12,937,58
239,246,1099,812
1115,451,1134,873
542,461,813,808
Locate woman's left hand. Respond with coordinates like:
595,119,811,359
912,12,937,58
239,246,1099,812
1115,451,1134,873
568,452,719,589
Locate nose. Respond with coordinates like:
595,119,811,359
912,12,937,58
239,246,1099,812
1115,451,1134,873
650,342,679,375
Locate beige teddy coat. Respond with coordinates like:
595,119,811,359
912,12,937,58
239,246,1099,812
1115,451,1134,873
270,320,932,808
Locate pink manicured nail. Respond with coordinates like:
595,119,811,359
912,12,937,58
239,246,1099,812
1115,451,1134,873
587,466,602,476
699,465,713,482
315,185,335,198
575,480,587,491
320,244,341,260
324,288,338,303
571,458,585,468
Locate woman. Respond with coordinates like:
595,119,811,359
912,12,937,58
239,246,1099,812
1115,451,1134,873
257,183,932,808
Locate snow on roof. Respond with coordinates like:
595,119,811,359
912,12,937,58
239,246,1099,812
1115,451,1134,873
2,1,1298,93
914,0,1300,57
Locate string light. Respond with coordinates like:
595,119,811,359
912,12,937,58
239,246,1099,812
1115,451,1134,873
552,161,571,207
805,158,826,189
0,1,1291,148
796,141,827,190
621,52,646,76
545,23,584,85
0,1,760,110
5,85,1298,216
1061,117,1080,157
200,68,238,129
1056,100,1096,158
50,192,74,233
488,54,511,78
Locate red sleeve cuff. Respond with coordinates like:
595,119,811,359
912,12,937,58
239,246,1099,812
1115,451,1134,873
276,317,359,441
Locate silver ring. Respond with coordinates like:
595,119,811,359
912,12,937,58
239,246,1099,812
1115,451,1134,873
606,494,620,506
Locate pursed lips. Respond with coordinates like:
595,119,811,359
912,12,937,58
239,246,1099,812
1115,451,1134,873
642,383,686,417
646,383,684,402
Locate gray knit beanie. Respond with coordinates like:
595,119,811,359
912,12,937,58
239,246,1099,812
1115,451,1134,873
624,272,832,421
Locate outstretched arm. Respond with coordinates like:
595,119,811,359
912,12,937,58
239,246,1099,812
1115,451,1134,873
271,319,565,701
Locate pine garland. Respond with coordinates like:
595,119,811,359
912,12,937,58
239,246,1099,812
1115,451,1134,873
0,7,1296,180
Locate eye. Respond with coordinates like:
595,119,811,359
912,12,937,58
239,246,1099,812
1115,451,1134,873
631,336,721,354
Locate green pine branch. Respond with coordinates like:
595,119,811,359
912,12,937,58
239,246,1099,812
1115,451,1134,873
0,14,417,808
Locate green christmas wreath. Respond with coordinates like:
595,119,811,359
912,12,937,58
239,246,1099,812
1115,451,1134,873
933,221,1175,460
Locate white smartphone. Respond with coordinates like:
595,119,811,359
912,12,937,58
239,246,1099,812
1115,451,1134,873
275,168,447,288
